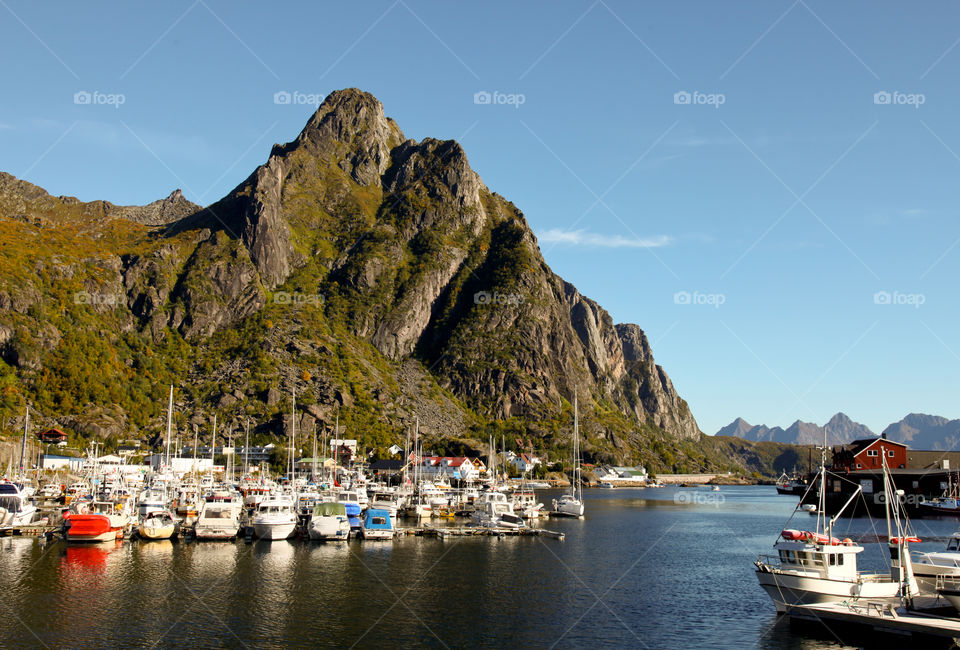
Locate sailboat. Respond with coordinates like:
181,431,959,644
754,434,919,613
552,394,584,518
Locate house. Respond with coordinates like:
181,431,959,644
832,436,908,471
41,454,85,472
37,428,68,445
418,456,481,481
370,459,405,475
296,457,336,471
506,452,542,473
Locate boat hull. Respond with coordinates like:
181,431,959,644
308,517,349,542
138,524,175,541
66,514,126,543
252,521,296,540
360,529,394,540
756,569,903,613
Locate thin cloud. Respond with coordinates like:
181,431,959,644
538,228,671,248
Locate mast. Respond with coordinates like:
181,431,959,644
818,428,827,534
164,385,173,469
312,423,317,482
244,419,250,478
573,392,580,501
18,405,29,476
192,425,198,477
290,384,297,482
211,414,217,479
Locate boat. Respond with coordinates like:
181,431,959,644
0,482,38,526
912,531,960,592
598,481,615,489
755,441,919,613
39,483,63,499
251,497,297,540
473,492,526,528
65,500,129,542
552,394,584,518
511,489,545,519
711,485,721,492
360,508,395,540
138,510,177,541
370,490,403,522
776,471,808,496
137,486,168,518
193,496,242,541
308,502,350,542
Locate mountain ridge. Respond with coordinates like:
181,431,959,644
0,88,715,471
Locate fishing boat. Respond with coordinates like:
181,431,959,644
138,510,177,541
360,508,395,540
0,482,38,526
193,496,242,541
755,441,919,613
137,486,168,518
776,471,808,496
65,500,130,542
251,497,297,540
308,502,350,542
552,394,584,518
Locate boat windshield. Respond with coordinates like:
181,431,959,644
203,508,229,519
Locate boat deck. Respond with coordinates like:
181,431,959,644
786,599,960,645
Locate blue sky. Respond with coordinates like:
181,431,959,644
2,1,959,436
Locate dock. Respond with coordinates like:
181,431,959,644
396,525,564,541
786,601,960,648
0,523,60,537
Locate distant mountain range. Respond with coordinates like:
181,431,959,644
716,412,960,450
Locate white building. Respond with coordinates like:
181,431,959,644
148,454,214,474
418,457,481,481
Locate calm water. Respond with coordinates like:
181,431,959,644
2,486,957,649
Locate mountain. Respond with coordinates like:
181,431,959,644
715,412,874,446
883,413,960,450
0,88,710,471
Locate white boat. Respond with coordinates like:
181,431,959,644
552,394,584,518
473,492,526,528
65,500,130,542
194,496,242,541
252,497,297,540
755,443,919,613
511,489,545,519
361,508,395,540
39,483,63,499
370,490,403,522
0,482,38,526
138,510,177,541
308,502,350,542
598,481,615,489
912,531,960,592
137,486,168,518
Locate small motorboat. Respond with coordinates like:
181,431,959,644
65,500,129,542
252,497,297,540
308,502,350,542
138,510,177,541
360,508,395,540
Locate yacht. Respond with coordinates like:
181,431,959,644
473,492,526,529
0,482,38,526
552,395,584,518
912,531,960,592
511,489,545,519
755,446,919,613
370,490,404,522
252,497,297,540
308,502,350,542
194,496,242,541
138,510,177,541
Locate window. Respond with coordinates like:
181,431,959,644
888,450,895,457
856,463,862,469
867,450,878,457
838,554,843,566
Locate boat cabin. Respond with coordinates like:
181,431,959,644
773,532,864,582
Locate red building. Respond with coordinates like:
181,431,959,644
832,436,908,471
37,428,68,445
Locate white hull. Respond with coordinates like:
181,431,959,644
308,517,349,542
361,529,394,540
194,524,240,540
552,498,584,517
253,520,296,540
756,570,904,613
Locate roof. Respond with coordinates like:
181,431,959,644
844,437,908,456
37,428,68,441
370,459,404,471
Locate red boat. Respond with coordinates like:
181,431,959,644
64,501,129,542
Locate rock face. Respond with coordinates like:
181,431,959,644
0,88,703,459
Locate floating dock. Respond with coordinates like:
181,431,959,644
396,525,564,541
0,523,60,537
786,600,960,648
